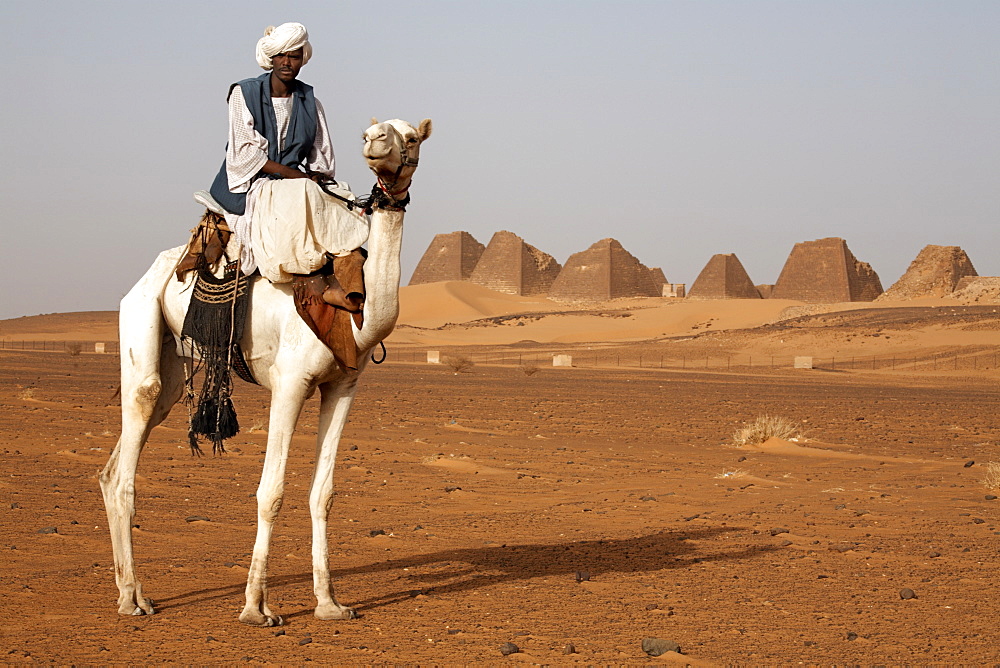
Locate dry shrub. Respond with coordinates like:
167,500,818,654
442,355,474,374
520,364,540,377
983,462,1000,490
19,386,35,400
66,342,83,356
732,415,802,446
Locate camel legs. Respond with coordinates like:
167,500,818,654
239,373,312,626
99,271,185,615
310,377,359,620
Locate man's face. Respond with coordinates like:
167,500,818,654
272,48,304,83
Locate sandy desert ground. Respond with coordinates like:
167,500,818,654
3,284,1000,664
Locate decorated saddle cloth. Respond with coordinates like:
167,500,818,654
179,257,254,455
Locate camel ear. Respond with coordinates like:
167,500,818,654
418,118,433,141
370,117,379,127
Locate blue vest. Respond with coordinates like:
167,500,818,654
209,73,318,215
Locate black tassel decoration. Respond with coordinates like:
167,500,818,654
181,260,252,456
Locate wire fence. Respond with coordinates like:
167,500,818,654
0,340,120,354
3,339,997,373
384,349,1000,373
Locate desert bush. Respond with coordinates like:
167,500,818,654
519,364,540,377
19,386,35,400
983,461,1000,490
66,342,83,356
732,415,802,446
442,355,475,374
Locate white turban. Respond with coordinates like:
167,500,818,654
255,23,313,70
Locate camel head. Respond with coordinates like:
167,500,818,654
363,118,432,197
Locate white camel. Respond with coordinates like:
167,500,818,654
100,117,432,625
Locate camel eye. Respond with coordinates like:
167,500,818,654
407,137,418,143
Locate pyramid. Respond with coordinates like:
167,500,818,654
686,253,760,299
548,238,661,302
771,237,883,302
468,230,561,295
648,267,668,292
877,245,978,300
408,231,485,285
951,277,1000,303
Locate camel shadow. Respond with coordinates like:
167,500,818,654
155,526,778,618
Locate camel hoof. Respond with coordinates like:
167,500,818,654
239,609,283,627
118,598,154,616
315,603,357,620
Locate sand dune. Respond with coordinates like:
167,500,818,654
3,284,999,362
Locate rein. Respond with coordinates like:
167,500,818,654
312,121,417,213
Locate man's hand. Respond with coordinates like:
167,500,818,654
262,159,308,179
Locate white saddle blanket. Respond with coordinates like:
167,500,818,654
247,179,370,283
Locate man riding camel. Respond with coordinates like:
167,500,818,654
208,22,366,308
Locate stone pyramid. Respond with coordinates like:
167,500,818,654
548,238,661,302
408,231,485,285
648,267,668,292
878,245,978,300
468,230,561,295
686,253,760,299
771,237,883,302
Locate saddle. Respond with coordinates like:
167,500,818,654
179,194,368,375
176,210,232,281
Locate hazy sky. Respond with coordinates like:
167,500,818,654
2,1,998,320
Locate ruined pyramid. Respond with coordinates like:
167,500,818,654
468,230,561,295
548,238,661,302
878,244,978,300
408,231,485,285
686,253,761,299
771,237,883,302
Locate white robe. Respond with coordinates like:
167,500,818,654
222,87,368,280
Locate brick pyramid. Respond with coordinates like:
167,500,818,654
771,237,882,302
468,230,561,295
878,245,978,300
686,253,760,299
408,231,485,285
548,238,661,301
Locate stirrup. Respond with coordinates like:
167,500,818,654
194,190,227,216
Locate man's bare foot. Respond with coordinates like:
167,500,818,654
322,285,355,309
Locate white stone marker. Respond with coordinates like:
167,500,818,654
794,356,813,369
553,354,573,367
427,351,441,364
